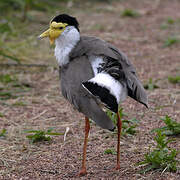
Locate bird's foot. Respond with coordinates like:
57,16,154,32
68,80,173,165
115,164,120,170
78,167,87,176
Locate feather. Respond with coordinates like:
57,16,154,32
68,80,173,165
60,35,148,131
69,36,148,108
60,55,115,131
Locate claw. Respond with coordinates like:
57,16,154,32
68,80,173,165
78,168,87,176
115,164,120,170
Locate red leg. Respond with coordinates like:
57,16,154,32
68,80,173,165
116,111,122,170
78,117,90,176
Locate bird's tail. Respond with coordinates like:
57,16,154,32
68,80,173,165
126,71,148,108
78,97,115,131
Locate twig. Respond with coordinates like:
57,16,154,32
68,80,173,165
30,110,47,121
64,127,70,142
0,50,20,63
161,166,168,174
39,169,59,174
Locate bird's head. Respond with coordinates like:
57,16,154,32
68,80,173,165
39,14,79,45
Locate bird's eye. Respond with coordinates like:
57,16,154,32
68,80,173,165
59,27,63,30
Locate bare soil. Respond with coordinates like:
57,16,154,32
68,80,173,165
0,0,180,179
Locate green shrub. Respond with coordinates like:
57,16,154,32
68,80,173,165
0,129,7,137
25,128,63,143
144,78,159,90
104,148,116,155
121,9,140,17
138,130,179,173
163,36,180,47
168,76,180,84
107,108,139,136
152,115,180,136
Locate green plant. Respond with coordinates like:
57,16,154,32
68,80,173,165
13,101,27,106
160,18,175,29
160,23,169,30
0,0,65,19
167,18,175,25
122,118,140,136
152,115,180,136
106,107,127,125
0,129,7,137
0,91,17,100
0,21,13,34
0,74,32,100
138,130,179,173
121,9,140,17
0,50,21,63
104,148,116,155
144,78,159,90
163,36,180,47
0,74,15,84
107,108,139,136
0,112,4,117
168,75,180,84
25,128,63,143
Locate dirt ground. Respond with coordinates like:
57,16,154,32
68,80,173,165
0,0,180,179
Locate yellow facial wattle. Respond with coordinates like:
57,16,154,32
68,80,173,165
39,22,68,45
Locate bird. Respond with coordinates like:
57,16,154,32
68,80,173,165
39,14,148,176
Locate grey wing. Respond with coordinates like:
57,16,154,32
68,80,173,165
70,36,118,60
70,36,148,107
109,46,148,107
60,55,115,131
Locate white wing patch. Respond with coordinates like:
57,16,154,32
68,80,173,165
90,56,104,75
89,72,127,103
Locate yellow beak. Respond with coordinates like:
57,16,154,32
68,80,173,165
39,29,55,45
39,22,68,45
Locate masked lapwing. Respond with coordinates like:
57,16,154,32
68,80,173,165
39,14,148,176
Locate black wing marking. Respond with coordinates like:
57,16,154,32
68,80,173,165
98,56,126,82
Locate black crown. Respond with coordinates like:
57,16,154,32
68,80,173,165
51,14,79,32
